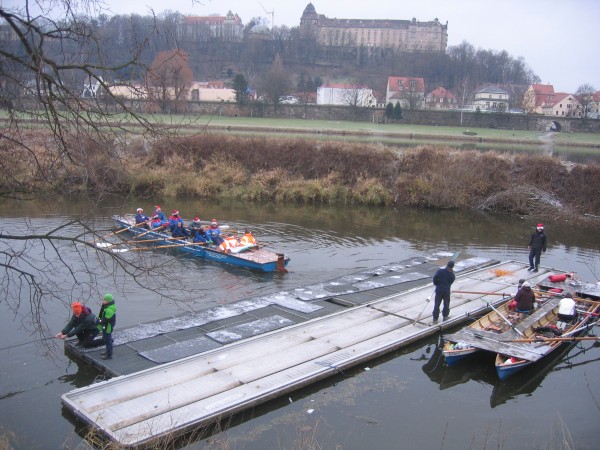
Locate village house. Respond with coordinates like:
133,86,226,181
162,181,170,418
425,86,457,110
541,92,581,117
471,85,509,112
385,77,426,110
523,84,555,114
188,81,236,102
588,91,600,119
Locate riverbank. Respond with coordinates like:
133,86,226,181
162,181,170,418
3,124,600,227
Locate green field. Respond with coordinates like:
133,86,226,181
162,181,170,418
3,110,600,147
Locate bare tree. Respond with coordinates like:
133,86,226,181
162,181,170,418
147,49,194,113
258,53,291,107
341,85,375,120
575,83,596,123
0,1,189,338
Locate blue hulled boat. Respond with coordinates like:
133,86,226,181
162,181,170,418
109,215,290,273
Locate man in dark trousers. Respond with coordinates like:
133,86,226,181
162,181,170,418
528,223,547,272
432,260,456,322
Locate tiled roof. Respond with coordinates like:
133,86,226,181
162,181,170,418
387,77,425,92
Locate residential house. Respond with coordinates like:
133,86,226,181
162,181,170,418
588,91,600,119
82,76,104,98
188,81,236,102
317,83,377,107
541,92,581,117
523,84,555,114
108,82,149,101
425,86,457,110
386,77,426,110
471,85,509,112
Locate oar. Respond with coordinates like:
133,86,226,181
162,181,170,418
454,290,511,297
93,223,139,244
125,237,180,244
132,224,165,240
413,288,436,325
485,301,526,338
125,242,208,251
504,336,600,343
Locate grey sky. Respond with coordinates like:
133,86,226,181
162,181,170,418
4,0,598,92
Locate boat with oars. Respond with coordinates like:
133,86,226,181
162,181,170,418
96,215,290,273
443,288,600,380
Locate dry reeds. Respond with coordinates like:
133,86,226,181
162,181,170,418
3,132,600,224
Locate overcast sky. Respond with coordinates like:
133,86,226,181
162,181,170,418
5,0,599,93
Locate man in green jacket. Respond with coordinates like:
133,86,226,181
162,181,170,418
95,293,117,360
55,302,99,347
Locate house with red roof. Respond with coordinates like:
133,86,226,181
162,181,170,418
425,86,457,110
541,92,581,117
386,77,426,110
523,84,555,114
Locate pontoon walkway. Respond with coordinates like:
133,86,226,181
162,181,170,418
61,257,591,447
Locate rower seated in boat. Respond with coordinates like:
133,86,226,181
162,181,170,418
150,215,163,229
514,281,535,313
193,225,211,244
206,219,224,246
135,208,150,229
172,221,190,239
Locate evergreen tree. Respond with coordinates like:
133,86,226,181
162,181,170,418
385,102,394,119
393,102,403,120
233,74,249,104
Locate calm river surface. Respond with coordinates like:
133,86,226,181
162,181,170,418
1,197,599,449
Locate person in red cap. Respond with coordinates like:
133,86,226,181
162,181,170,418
188,217,203,239
154,205,167,224
55,302,100,347
168,210,184,233
528,223,547,272
206,219,224,246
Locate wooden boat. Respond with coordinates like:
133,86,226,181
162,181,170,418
494,297,599,380
108,215,290,273
443,291,600,380
442,295,520,366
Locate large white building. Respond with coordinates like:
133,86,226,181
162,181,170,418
317,83,376,107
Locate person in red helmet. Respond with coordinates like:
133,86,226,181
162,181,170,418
528,223,547,272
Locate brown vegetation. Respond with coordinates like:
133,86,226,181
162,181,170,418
3,132,600,224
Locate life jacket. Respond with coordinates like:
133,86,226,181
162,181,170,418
219,236,239,252
240,233,256,245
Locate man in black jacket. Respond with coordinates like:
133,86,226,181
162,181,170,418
432,260,456,322
528,223,547,272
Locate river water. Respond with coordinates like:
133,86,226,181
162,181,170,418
0,197,599,449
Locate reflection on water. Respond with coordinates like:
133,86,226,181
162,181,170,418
0,197,599,449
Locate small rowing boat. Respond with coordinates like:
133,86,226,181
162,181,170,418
108,215,290,273
443,288,600,380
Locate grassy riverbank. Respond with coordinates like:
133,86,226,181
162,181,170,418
3,121,600,226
